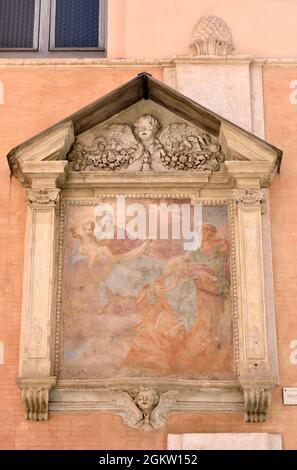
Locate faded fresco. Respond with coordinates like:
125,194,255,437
59,199,234,380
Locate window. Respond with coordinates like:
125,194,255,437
0,0,106,56
51,0,101,50
0,0,40,50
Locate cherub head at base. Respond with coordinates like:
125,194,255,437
132,386,160,415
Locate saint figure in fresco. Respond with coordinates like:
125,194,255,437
118,255,193,375
175,223,232,374
118,223,232,377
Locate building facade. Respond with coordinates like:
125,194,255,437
0,0,297,450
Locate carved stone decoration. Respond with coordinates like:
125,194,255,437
9,73,281,429
7,152,22,181
243,386,271,423
234,189,265,205
67,114,225,173
17,378,56,421
158,123,224,171
27,189,60,205
119,387,177,432
191,15,235,56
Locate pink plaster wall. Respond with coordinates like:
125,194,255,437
108,0,297,59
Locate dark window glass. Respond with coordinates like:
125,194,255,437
0,0,36,49
55,0,99,48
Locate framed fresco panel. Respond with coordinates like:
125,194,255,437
57,197,235,383
48,194,241,431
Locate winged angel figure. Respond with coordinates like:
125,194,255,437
68,114,225,173
118,387,177,432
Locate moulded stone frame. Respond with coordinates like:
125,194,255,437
54,194,238,381
16,182,279,428
50,194,240,429
8,73,280,428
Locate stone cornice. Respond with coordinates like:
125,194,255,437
0,55,297,68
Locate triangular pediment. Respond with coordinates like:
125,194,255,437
68,99,226,174
7,73,282,188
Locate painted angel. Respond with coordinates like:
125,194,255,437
69,219,149,276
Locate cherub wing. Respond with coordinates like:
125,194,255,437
159,123,224,171
118,392,143,429
68,124,141,171
150,391,177,430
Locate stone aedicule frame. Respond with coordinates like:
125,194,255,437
51,195,238,431
8,73,280,428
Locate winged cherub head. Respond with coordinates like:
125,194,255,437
133,387,159,414
133,114,161,144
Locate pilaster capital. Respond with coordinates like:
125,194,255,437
234,189,265,205
27,189,61,206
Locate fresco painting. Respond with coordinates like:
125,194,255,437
60,199,234,380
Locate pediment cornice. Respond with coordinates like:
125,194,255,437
7,73,282,190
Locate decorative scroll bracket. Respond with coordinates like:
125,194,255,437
17,378,57,421
242,385,272,423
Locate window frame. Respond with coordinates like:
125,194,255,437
0,0,41,51
49,0,106,52
0,0,107,57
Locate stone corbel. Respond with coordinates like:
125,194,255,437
17,378,56,421
242,384,271,423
